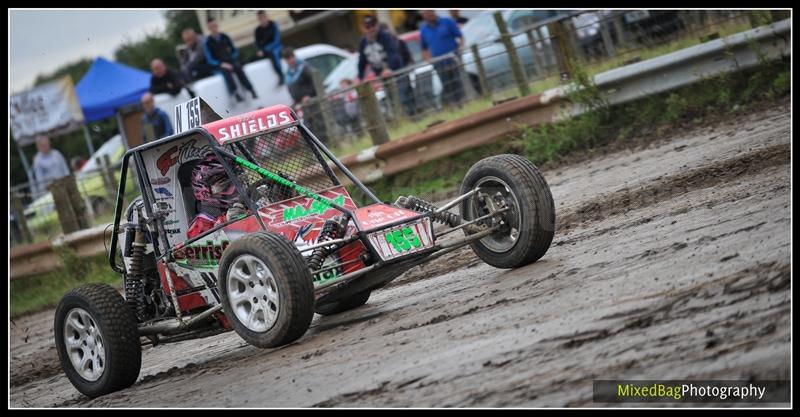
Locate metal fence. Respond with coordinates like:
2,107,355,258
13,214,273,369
295,9,763,155
9,156,137,247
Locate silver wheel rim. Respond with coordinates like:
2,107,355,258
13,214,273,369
227,255,280,332
63,307,106,382
469,176,523,253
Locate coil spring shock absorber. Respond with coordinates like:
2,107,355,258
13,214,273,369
395,196,461,227
307,218,345,273
124,226,148,321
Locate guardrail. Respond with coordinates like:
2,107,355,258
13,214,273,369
9,19,790,280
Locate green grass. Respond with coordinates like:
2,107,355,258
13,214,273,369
10,252,120,317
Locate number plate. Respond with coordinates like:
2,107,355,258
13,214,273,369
367,219,435,261
174,97,201,134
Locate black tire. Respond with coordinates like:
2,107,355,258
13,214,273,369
459,154,555,269
54,284,141,398
218,232,315,348
315,291,371,316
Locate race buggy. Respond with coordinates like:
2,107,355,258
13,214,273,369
54,101,555,397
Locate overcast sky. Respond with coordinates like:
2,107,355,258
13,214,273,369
9,9,168,94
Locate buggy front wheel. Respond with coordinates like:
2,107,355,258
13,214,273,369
459,154,555,269
218,232,315,348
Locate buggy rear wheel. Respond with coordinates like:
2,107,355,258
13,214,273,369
54,284,141,398
219,232,315,348
459,154,555,269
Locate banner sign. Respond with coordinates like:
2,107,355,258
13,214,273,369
10,76,85,146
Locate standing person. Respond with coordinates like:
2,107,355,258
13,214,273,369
204,17,258,103
32,135,70,195
140,93,173,144
179,28,215,82
254,10,284,86
449,10,469,25
357,15,416,116
420,10,465,106
149,58,195,97
282,47,325,138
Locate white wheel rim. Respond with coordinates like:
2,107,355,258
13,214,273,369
227,255,280,332
63,307,106,382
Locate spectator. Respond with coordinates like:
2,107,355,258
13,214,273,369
203,17,258,103
333,78,360,135
449,10,469,25
420,10,465,106
32,135,70,194
254,10,284,86
283,47,325,138
180,28,215,82
150,58,196,98
358,16,416,116
140,93,173,144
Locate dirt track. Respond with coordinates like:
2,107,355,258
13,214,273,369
9,99,791,407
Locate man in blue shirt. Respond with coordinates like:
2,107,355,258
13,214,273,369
420,10,465,106
140,93,173,144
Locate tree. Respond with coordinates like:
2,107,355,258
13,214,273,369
165,10,202,45
33,58,93,87
115,32,178,71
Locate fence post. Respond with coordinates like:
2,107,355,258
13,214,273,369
525,29,547,78
493,12,530,97
356,82,390,146
11,192,33,244
611,11,632,51
470,44,490,98
383,75,405,121
598,15,617,59
100,154,117,203
50,177,78,234
548,20,575,82
310,67,336,141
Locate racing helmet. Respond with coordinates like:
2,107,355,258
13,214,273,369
191,153,239,209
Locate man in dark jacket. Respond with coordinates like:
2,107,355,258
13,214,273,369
254,10,284,85
357,16,416,116
140,93,173,143
283,47,325,139
203,17,258,103
149,58,195,97
180,28,214,82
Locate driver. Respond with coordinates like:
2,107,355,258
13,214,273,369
187,153,246,239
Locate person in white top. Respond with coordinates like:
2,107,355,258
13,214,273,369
32,135,71,195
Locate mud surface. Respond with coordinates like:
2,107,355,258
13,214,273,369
9,100,791,407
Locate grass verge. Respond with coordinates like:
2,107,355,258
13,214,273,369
350,57,789,205
10,251,120,318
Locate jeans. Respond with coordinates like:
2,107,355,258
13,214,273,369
433,57,465,106
395,74,417,116
219,62,254,95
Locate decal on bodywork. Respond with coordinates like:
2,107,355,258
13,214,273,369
202,105,295,144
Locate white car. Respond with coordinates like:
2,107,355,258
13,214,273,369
155,44,353,127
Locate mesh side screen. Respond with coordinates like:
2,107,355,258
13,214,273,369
224,125,338,204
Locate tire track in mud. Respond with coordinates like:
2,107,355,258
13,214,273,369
387,142,790,290
10,101,790,407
